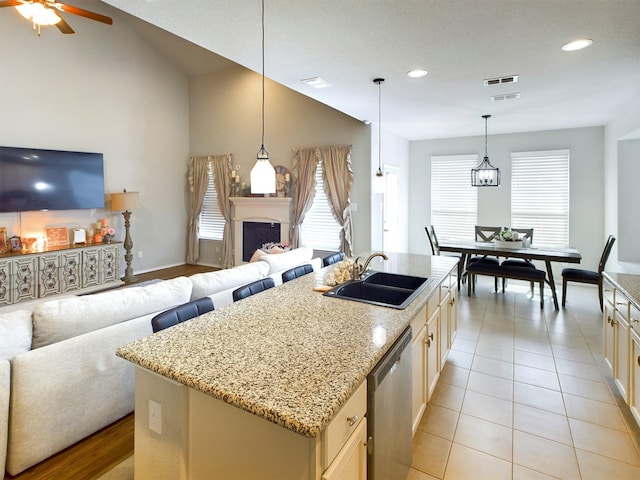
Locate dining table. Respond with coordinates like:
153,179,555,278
437,240,582,310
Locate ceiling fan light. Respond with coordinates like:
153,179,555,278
17,3,61,25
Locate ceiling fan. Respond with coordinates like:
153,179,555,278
0,0,112,35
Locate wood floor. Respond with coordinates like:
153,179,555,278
4,264,218,480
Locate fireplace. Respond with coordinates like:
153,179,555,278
242,222,281,262
230,197,292,265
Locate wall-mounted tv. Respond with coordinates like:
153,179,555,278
0,146,105,213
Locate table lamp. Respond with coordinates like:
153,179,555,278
111,189,140,284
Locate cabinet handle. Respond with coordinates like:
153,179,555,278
429,332,434,341
616,302,627,306
638,356,640,367
346,415,358,427
425,337,431,347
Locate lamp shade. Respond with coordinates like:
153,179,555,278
111,191,140,211
251,159,276,194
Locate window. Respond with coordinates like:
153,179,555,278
511,149,570,246
301,161,342,250
199,162,225,241
430,154,478,241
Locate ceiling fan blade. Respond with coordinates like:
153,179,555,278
55,14,74,34
56,3,112,25
0,1,23,8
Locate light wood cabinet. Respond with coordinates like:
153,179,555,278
321,419,367,480
411,306,428,435
630,327,640,426
0,244,121,305
426,306,440,401
603,276,640,427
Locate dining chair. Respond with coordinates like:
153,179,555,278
282,263,314,283
468,225,500,292
501,227,535,290
561,235,615,311
232,277,276,302
151,297,214,333
425,226,437,255
322,252,345,267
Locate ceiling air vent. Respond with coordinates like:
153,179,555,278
483,75,519,86
491,92,521,101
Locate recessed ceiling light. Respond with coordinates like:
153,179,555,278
562,38,593,51
301,77,331,88
407,69,428,78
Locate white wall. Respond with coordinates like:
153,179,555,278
603,91,640,273
408,127,604,269
189,66,371,266
0,5,191,274
370,124,410,253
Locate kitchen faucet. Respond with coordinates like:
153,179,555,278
352,252,389,280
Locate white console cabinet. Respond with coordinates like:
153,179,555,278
0,243,122,306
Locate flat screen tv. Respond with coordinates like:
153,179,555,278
0,146,105,213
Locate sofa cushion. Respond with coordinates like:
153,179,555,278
259,246,313,275
0,359,8,478
31,276,193,349
0,310,32,360
189,261,269,300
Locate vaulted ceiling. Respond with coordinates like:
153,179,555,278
85,1,640,139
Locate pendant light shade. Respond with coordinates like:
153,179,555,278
373,78,385,194
471,114,501,187
251,0,275,194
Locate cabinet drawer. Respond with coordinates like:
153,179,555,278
630,303,640,332
322,380,367,469
410,304,427,335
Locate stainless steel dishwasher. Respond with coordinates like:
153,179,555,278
367,326,412,480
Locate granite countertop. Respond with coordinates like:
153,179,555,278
603,272,640,310
117,252,458,438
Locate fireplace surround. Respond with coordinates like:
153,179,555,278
230,197,292,265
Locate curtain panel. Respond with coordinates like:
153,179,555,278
289,147,320,248
320,145,354,257
211,154,233,268
186,154,232,266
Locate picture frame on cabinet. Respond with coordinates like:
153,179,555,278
0,227,7,253
9,235,22,252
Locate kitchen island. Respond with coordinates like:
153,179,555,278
117,252,458,479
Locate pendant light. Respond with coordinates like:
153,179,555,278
373,78,385,194
250,0,276,194
471,114,501,187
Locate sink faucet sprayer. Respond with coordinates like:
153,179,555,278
352,252,389,280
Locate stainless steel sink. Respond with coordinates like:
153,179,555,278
323,271,430,309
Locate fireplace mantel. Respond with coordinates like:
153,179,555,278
230,197,292,265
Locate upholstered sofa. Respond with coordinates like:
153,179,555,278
0,246,319,476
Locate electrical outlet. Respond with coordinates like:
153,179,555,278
138,251,143,259
149,399,162,434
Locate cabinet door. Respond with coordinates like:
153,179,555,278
603,290,616,373
630,328,640,426
322,418,367,480
82,248,100,288
38,253,60,298
426,308,440,401
439,286,450,368
60,250,82,292
614,304,630,402
0,260,11,306
12,257,38,302
448,285,458,346
100,245,119,283
412,325,427,435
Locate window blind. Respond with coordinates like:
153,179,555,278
301,161,341,250
431,154,478,241
199,163,225,241
511,149,570,247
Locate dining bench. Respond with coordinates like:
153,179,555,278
466,261,546,308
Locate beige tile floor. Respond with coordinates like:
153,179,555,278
408,278,640,480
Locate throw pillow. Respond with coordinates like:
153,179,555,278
0,309,33,359
249,249,267,263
